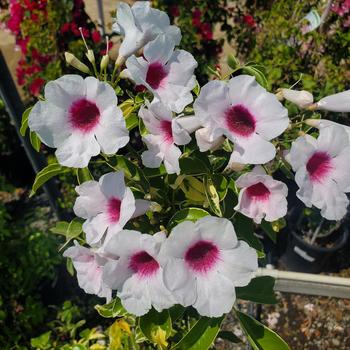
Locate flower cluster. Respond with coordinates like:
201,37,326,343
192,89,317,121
26,0,350,323
2,0,106,96
65,208,258,317
332,0,350,27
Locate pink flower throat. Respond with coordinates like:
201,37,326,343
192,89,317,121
146,62,167,89
129,251,159,277
69,98,100,132
306,151,333,183
185,240,219,274
107,197,121,223
225,104,256,137
160,120,173,143
246,182,270,201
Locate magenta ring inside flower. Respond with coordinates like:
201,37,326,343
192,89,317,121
185,240,219,274
160,120,174,143
129,251,160,278
225,104,256,137
246,182,271,202
306,151,333,183
146,61,168,89
107,197,122,224
69,98,100,132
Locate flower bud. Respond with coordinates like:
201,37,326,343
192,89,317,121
64,52,90,74
316,90,350,112
279,88,313,108
305,118,321,128
86,49,95,64
225,161,245,172
115,55,126,67
100,54,109,71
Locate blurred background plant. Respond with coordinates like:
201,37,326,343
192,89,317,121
230,0,350,100
0,0,107,97
155,0,238,84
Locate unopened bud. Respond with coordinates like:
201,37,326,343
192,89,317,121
305,118,321,128
100,54,109,71
150,202,162,213
306,103,318,111
65,52,90,74
86,49,95,64
115,55,126,67
298,130,306,137
279,88,313,108
226,162,245,172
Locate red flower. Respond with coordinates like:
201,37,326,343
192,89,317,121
61,22,71,34
80,27,90,38
192,8,202,27
200,23,213,40
243,15,257,28
332,0,350,16
29,77,45,96
31,13,39,22
26,65,42,76
16,37,29,55
31,49,51,65
7,1,23,34
193,8,201,19
16,66,26,86
70,23,81,36
91,30,102,43
169,5,180,17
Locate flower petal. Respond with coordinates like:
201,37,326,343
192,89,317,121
55,133,100,168
73,180,107,219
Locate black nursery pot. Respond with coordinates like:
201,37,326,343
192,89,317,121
282,227,349,273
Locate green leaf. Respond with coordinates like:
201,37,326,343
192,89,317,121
66,218,83,240
236,310,291,350
30,163,69,197
76,167,94,184
227,54,240,70
193,80,200,96
139,117,148,136
169,305,185,322
143,165,167,178
260,220,277,243
179,156,209,176
243,66,268,89
95,298,128,318
125,113,139,130
30,131,41,152
172,316,224,350
217,330,241,343
139,309,172,342
222,181,238,219
233,214,264,256
211,175,228,201
168,208,209,230
50,221,69,236
20,107,32,136
51,218,83,250
30,331,51,349
236,276,277,304
66,257,75,276
204,176,222,217
113,155,149,191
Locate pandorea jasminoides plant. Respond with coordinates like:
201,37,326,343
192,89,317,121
24,1,350,349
